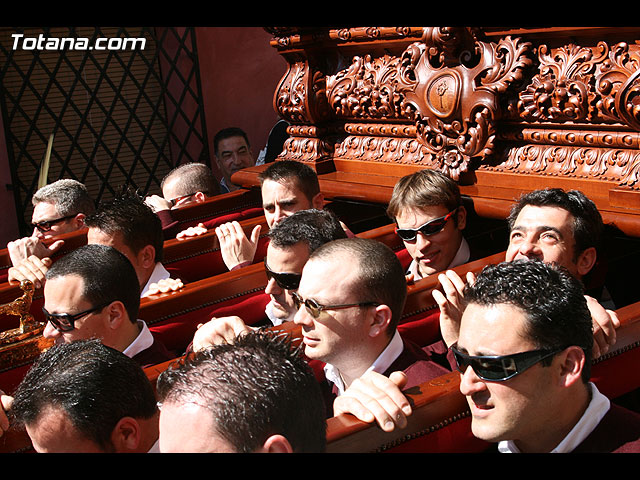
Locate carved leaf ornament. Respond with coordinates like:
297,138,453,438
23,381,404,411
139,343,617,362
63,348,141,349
396,28,533,179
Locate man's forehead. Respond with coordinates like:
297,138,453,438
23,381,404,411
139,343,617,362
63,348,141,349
218,136,249,153
458,302,531,352
513,205,574,229
32,201,60,221
261,178,303,199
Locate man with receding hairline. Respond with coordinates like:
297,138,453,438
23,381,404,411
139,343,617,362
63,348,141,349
7,179,95,281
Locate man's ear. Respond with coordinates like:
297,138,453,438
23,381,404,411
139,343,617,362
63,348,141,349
368,304,392,339
261,434,293,453
110,417,142,453
73,213,86,229
311,192,325,210
576,247,597,277
137,244,156,269
455,205,467,231
104,300,128,330
193,191,207,203
556,346,586,388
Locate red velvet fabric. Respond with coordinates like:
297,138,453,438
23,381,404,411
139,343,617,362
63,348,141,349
147,290,271,355
164,235,270,283
397,308,441,348
176,206,264,233
591,345,640,400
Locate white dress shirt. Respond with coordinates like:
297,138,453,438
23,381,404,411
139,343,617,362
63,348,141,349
140,262,171,298
407,237,470,282
498,382,610,453
324,329,404,396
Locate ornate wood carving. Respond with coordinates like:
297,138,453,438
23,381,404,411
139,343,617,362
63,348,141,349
396,27,533,179
264,26,640,205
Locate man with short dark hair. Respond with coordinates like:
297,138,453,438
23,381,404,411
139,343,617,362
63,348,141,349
41,244,173,367
9,339,160,453
84,192,172,297
211,160,327,271
213,127,255,193
191,209,347,349
455,260,640,453
387,169,470,282
7,179,95,277
293,238,452,429
157,331,327,453
434,187,619,358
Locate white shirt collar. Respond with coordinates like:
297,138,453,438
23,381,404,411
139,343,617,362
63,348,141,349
122,319,154,359
498,382,610,453
140,262,171,298
147,439,161,453
408,237,470,281
265,300,285,326
324,329,404,396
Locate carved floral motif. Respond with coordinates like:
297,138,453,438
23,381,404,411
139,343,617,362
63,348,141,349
518,41,640,131
396,28,533,180
326,55,407,119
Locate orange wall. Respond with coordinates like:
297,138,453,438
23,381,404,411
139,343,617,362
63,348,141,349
195,27,287,177
0,27,287,248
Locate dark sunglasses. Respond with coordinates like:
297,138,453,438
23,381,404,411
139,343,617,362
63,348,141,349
263,258,302,290
32,214,77,233
42,301,112,332
291,291,378,319
395,209,457,242
451,344,562,382
169,191,208,207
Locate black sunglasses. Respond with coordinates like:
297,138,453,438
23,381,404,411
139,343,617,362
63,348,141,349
291,291,378,319
451,344,562,382
395,209,457,242
32,214,77,233
42,301,112,332
263,258,302,290
169,191,208,207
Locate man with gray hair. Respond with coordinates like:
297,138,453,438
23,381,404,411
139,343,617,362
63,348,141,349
7,179,95,268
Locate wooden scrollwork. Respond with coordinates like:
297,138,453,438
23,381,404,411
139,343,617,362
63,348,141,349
397,27,534,180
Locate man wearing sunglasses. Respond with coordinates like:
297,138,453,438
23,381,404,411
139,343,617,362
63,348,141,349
294,238,452,422
40,243,173,367
7,179,95,274
387,169,471,282
144,162,221,238
191,209,347,350
455,260,640,453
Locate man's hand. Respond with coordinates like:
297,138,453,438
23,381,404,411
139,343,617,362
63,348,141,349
192,316,253,352
145,194,171,213
431,270,476,348
7,255,53,289
333,371,412,433
215,221,261,270
0,391,13,438
7,235,64,266
585,295,620,359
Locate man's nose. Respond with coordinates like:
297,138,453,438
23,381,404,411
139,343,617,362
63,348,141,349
458,364,487,397
43,321,61,340
264,277,282,296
